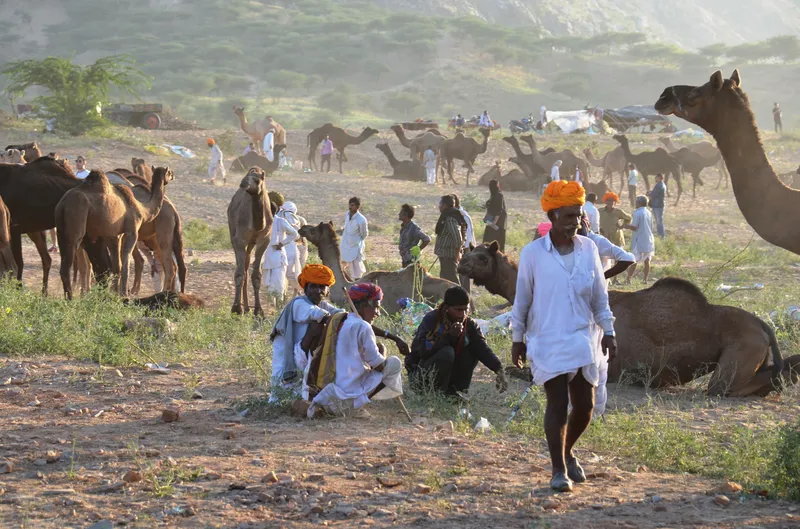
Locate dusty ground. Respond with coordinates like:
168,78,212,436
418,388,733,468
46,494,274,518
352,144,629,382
2,123,800,528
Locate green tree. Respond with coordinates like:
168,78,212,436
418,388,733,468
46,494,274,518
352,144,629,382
317,83,354,116
551,71,591,100
385,92,424,116
2,55,149,135
698,43,728,63
271,70,308,95
766,35,800,62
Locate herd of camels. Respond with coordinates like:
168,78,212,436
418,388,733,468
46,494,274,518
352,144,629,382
0,69,798,399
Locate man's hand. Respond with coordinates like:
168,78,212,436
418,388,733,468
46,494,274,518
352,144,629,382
274,243,283,251
393,337,410,357
511,342,527,368
449,321,464,338
377,342,386,355
601,335,617,363
374,360,386,372
495,369,508,393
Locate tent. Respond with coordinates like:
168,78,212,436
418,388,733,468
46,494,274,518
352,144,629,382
602,105,673,133
542,109,600,134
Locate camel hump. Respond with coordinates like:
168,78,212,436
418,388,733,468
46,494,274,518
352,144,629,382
115,183,138,206
646,277,708,304
84,170,112,191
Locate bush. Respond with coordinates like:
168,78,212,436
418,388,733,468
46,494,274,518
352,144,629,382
385,92,424,116
316,83,354,116
182,220,230,251
771,419,800,500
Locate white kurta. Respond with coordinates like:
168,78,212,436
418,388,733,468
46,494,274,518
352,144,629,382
458,207,477,249
209,145,225,181
308,316,403,414
340,211,368,278
262,216,298,295
583,201,600,234
630,207,655,259
263,131,275,162
511,234,615,386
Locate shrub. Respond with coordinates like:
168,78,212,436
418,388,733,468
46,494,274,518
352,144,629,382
771,419,800,500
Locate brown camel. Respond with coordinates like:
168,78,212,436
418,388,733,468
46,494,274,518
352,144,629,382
458,242,800,396
439,127,491,186
298,221,456,314
477,161,535,192
229,144,287,174
227,167,273,316
0,149,25,163
658,136,729,189
375,143,425,181
55,167,172,299
4,143,42,163
520,135,590,182
502,136,546,178
306,124,379,173
661,147,714,198
583,146,627,188
390,125,447,159
0,195,17,276
233,107,286,149
613,134,685,204
655,69,800,256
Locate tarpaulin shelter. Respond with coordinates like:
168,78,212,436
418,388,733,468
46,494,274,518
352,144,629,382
602,105,673,133
542,109,611,134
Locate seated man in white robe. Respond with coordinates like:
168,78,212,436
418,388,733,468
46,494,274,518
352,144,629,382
307,284,404,417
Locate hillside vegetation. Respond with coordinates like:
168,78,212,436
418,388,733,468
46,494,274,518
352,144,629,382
1,0,800,129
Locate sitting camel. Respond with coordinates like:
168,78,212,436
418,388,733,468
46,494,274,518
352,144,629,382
299,221,456,314
439,127,491,186
477,161,535,192
306,124,379,173
226,167,273,316
375,143,425,181
229,144,287,174
458,242,800,397
55,167,172,299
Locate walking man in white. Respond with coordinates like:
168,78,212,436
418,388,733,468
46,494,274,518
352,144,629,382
511,180,616,492
550,160,562,181
423,146,437,185
277,201,304,296
262,207,299,304
207,138,226,184
340,197,368,279
263,128,275,162
625,195,655,284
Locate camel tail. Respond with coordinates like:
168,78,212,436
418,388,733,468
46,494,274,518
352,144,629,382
172,213,187,293
760,318,784,390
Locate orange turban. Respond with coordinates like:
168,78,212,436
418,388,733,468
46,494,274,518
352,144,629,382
298,264,335,289
602,192,619,203
207,138,215,146
541,180,585,213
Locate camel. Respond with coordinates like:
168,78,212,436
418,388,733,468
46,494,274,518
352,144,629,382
390,125,447,159
439,127,491,186
477,161,535,192
658,136,729,189
655,69,800,257
0,195,17,276
4,143,42,163
233,107,286,149
298,221,456,314
55,167,172,299
612,134,685,204
0,149,25,163
519,135,556,156
227,167,273,316
306,124,379,173
458,242,800,396
502,136,546,178
375,143,425,181
663,147,716,198
229,145,287,174
521,135,590,182
583,146,627,188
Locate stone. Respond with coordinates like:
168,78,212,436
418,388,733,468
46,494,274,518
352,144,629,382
233,447,249,456
0,461,14,474
33,459,47,467
377,476,402,488
654,505,667,512
435,421,455,433
472,482,492,494
371,509,394,517
263,472,279,483
27,398,41,407
333,504,356,516
721,481,743,494
591,504,604,510
161,408,180,423
441,483,458,494
714,495,731,507
346,472,357,480
87,521,113,529
123,470,143,483
88,482,125,494
306,474,325,483
191,391,203,400
414,484,431,494
542,499,561,511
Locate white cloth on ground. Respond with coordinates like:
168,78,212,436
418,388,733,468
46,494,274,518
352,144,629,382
340,211,368,263
511,234,615,386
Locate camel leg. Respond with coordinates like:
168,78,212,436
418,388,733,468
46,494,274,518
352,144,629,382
76,249,92,295
338,150,344,174
57,228,83,301
172,222,187,293
231,244,247,314
251,239,268,318
641,173,651,192
11,229,23,282
447,159,458,184
243,245,253,313
465,163,473,187
672,171,684,206
28,231,52,296
132,245,145,295
118,232,138,296
708,342,772,397
156,232,175,293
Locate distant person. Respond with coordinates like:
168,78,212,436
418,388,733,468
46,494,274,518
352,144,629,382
478,110,492,128
434,195,465,285
550,160,562,181
626,163,639,208
452,194,475,294
207,138,225,185
625,195,655,283
398,204,431,268
598,192,632,277
574,165,582,185
263,127,275,162
482,179,507,252
773,103,783,134
540,105,547,124
455,114,466,127
647,173,667,238
263,201,299,304
583,192,600,233
340,197,368,279
423,146,437,185
243,142,255,155
74,155,90,179
320,135,334,173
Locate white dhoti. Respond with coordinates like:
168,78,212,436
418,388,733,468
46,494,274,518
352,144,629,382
426,167,436,185
531,361,600,387
344,259,366,279
263,259,288,296
285,240,302,290
208,163,225,181
309,356,403,416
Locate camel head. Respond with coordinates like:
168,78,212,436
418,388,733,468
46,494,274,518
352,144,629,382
233,106,245,117
152,166,174,186
389,125,404,135
361,127,380,140
0,149,25,164
5,142,40,161
298,221,336,247
375,143,390,154
655,70,743,133
239,167,265,195
612,134,627,146
457,242,501,285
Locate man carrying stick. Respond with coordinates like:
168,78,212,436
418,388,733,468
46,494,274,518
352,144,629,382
511,180,617,492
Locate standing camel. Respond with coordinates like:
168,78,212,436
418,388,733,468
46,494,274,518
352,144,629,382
389,125,447,159
520,135,590,181
662,147,717,198
0,195,17,276
55,167,171,299
306,124,379,173
227,167,273,316
658,136,729,189
583,146,627,188
502,136,547,178
439,127,491,186
655,69,800,257
612,134,685,204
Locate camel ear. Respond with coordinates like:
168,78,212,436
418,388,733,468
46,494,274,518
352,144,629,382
710,70,724,92
151,165,155,173
328,221,334,227
730,69,741,88
489,241,499,254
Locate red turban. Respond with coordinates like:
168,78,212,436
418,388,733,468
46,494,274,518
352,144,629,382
298,264,335,289
602,192,619,203
348,283,383,303
541,180,585,213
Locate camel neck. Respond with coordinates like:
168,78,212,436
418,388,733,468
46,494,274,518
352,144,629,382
251,190,267,232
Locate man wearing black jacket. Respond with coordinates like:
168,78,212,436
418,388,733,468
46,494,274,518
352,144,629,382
407,286,508,395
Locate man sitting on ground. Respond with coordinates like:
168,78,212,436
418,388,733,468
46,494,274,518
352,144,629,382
307,284,405,417
406,286,508,396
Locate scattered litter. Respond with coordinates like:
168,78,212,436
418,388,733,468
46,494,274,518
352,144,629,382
458,408,473,420
161,144,196,159
674,128,705,138
474,417,492,433
474,311,513,335
398,299,434,336
717,283,764,292
145,363,171,375
770,306,800,321
144,144,171,157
